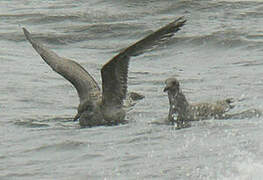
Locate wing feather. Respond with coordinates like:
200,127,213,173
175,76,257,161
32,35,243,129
101,17,186,106
23,28,100,104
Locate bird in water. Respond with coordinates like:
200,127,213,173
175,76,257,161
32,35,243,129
23,17,186,127
163,77,235,129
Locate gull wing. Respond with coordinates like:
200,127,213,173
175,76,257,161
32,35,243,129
23,28,100,104
101,17,186,106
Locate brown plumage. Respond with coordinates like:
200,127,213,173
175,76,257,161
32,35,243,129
23,17,186,127
163,77,234,128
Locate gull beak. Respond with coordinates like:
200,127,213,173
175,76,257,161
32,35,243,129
163,86,169,92
73,113,80,121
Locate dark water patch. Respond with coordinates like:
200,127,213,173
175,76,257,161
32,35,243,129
113,0,200,14
20,14,81,25
24,33,69,45
182,31,249,49
14,120,49,128
120,154,142,162
130,71,150,75
182,78,205,84
197,1,260,16
1,13,81,25
144,79,167,86
0,155,6,159
208,1,261,10
0,31,68,45
16,98,54,107
240,11,263,19
111,0,172,7
158,0,202,14
34,116,74,123
44,116,74,122
0,32,29,43
120,33,244,51
245,34,263,42
0,13,44,21
232,60,263,67
27,140,86,152
17,29,123,45
79,153,104,160
244,44,263,51
41,4,79,10
61,22,146,35
126,135,153,144
1,172,39,180
62,22,147,44
13,116,76,129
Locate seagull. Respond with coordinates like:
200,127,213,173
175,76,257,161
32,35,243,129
163,77,234,128
23,17,186,127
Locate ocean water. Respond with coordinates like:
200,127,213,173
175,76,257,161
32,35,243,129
1,0,263,179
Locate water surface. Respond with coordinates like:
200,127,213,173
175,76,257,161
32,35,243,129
1,0,263,179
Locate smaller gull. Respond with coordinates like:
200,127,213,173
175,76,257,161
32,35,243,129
163,77,234,129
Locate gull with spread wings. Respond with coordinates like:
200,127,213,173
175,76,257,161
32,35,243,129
23,17,186,127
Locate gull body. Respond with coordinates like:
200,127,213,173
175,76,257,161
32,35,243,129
164,77,234,128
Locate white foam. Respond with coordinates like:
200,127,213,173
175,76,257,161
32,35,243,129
222,160,263,180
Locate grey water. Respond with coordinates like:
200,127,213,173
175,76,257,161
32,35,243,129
1,0,263,179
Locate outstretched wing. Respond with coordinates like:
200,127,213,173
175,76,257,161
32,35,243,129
101,17,186,106
23,28,100,105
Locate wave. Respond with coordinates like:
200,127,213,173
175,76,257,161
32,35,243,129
14,120,50,128
165,29,263,50
24,140,86,153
